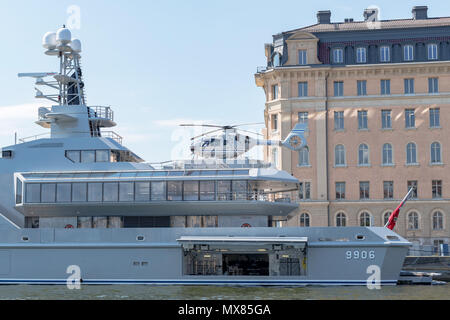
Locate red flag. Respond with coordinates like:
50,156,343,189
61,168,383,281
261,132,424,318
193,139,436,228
385,188,414,230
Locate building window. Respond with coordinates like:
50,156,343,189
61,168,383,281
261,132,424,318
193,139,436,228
358,110,368,130
433,240,445,255
380,46,390,62
381,79,391,95
298,182,311,200
430,108,440,128
356,47,367,63
357,80,367,96
359,181,370,200
358,143,370,166
432,211,444,230
298,82,308,97
405,109,415,128
334,81,344,97
384,181,394,199
360,212,372,227
273,53,281,67
336,212,346,227
381,110,392,129
382,143,393,165
271,114,278,131
298,147,310,166
403,45,414,61
408,211,419,230
300,213,310,227
406,142,417,164
431,142,442,164
335,145,346,166
298,112,308,125
335,182,345,200
271,147,278,168
298,50,307,65
334,111,344,130
333,48,343,63
432,180,442,199
428,77,439,94
407,180,418,198
404,79,414,94
427,44,438,60
272,84,279,100
383,211,392,226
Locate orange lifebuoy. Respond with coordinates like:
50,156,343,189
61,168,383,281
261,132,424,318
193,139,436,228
65,224,74,229
241,223,251,228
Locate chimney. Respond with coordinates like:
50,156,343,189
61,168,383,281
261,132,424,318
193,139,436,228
412,6,428,19
363,8,379,22
317,10,331,24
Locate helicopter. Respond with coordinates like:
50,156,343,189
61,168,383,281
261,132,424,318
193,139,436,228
180,122,308,160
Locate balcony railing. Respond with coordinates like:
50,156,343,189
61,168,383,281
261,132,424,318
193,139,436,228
88,106,114,122
92,130,123,145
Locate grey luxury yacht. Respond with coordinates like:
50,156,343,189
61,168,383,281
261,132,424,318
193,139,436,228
0,27,410,285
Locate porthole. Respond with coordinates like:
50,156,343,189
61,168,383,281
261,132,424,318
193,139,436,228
355,234,366,240
136,235,145,241
22,236,29,242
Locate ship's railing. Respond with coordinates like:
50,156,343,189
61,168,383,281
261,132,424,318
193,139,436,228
18,130,122,144
88,106,114,121
92,130,123,145
18,132,51,143
147,159,272,170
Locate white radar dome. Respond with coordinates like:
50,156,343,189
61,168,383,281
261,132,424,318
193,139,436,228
70,39,82,53
42,32,56,50
56,28,72,45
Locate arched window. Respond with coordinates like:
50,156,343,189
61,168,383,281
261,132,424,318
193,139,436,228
432,211,444,230
359,211,372,227
358,144,369,165
300,213,310,227
298,147,310,166
408,211,419,230
336,212,346,227
431,142,442,164
406,142,417,164
335,145,346,166
382,143,393,165
383,211,392,226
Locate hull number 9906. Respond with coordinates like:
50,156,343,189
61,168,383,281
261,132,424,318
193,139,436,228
346,250,375,260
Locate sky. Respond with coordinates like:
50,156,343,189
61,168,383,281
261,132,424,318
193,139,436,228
0,0,448,162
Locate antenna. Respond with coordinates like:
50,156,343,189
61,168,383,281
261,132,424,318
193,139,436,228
19,26,86,106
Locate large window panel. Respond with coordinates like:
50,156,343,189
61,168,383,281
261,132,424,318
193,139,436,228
88,183,103,202
66,150,80,162
167,181,183,201
96,150,109,162
26,183,41,203
135,182,150,202
184,181,199,201
41,183,56,203
72,183,87,202
151,181,167,201
81,150,96,163
103,182,119,202
200,181,215,201
232,180,248,200
57,183,71,202
119,182,134,202
217,180,232,201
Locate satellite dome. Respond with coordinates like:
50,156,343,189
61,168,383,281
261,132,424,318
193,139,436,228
56,27,72,45
42,32,56,50
70,39,82,53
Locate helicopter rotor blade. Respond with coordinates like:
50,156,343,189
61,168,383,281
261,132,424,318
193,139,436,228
190,128,223,140
236,128,264,137
229,122,264,128
180,124,225,129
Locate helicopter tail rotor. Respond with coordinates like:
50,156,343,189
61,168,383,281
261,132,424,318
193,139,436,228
281,123,308,151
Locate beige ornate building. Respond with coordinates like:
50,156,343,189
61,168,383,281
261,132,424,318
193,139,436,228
255,6,449,253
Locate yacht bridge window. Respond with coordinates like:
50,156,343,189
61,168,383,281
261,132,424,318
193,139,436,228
65,149,142,163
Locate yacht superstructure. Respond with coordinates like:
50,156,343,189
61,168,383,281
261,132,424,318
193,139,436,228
0,27,410,285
